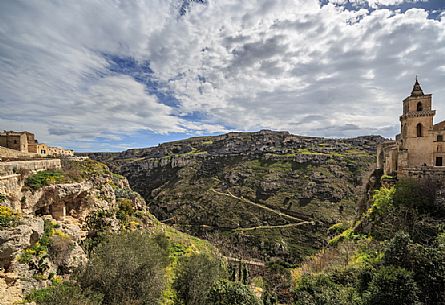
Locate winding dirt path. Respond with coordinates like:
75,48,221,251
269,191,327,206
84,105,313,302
209,188,308,223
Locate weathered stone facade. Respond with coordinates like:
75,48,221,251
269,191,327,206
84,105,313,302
0,131,74,158
0,132,28,153
378,79,445,177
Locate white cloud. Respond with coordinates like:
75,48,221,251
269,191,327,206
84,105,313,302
1,0,445,150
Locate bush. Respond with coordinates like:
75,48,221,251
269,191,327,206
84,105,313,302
368,187,395,218
174,252,226,305
0,206,18,227
78,232,170,305
25,170,65,190
115,198,134,221
363,266,420,305
264,262,294,304
383,231,411,267
393,178,439,215
26,282,102,305
207,280,260,305
294,273,360,305
18,220,57,273
408,243,445,305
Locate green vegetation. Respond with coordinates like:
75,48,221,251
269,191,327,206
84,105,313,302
28,230,258,305
292,178,445,305
363,266,420,305
18,220,60,274
297,148,327,155
0,193,6,203
63,159,109,179
25,170,65,190
26,282,102,305
173,253,226,305
207,280,261,305
78,232,170,305
0,205,19,227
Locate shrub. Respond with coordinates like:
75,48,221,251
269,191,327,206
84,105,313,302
78,232,170,305
206,280,260,305
0,206,18,227
0,193,6,203
294,273,361,305
264,262,294,304
363,266,420,305
18,220,57,273
25,170,65,190
408,243,445,305
81,209,116,255
383,231,411,267
26,282,103,305
115,198,134,221
328,222,349,235
368,187,395,218
174,252,226,305
393,178,439,215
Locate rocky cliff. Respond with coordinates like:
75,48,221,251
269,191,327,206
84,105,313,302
0,159,157,304
89,131,385,264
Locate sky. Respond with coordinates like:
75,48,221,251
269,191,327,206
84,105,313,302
1,0,445,152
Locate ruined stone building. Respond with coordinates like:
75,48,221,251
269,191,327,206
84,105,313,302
378,79,445,177
0,131,74,157
0,131,33,153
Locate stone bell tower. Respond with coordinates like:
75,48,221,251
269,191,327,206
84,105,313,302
399,77,435,167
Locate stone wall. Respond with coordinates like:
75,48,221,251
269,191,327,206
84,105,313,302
398,166,445,179
0,146,37,159
0,159,61,176
0,174,20,196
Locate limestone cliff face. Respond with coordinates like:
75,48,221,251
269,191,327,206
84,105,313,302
90,131,385,264
0,159,153,305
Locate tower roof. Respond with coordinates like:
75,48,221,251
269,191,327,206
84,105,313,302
411,76,424,96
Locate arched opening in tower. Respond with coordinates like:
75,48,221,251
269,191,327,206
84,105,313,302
417,123,423,137
417,102,423,111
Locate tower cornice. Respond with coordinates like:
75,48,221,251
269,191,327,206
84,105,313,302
400,110,436,121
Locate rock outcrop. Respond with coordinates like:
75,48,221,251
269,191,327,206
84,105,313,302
0,159,153,304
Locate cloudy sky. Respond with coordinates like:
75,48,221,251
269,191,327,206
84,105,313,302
1,0,445,151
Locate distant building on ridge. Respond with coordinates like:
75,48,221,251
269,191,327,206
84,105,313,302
0,131,74,157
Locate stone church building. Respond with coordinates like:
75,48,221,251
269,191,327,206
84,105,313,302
378,79,445,177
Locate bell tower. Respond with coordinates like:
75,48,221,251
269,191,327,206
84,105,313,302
399,77,435,167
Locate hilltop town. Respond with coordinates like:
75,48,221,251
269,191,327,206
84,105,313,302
0,131,73,159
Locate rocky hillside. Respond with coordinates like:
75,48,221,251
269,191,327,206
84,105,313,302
0,158,216,305
89,130,385,264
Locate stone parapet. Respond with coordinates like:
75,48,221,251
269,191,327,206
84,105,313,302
398,166,445,179
0,159,61,176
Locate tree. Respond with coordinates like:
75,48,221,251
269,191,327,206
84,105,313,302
393,178,439,216
294,273,361,305
174,252,226,305
383,231,411,267
363,266,420,305
78,232,169,305
207,280,260,305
